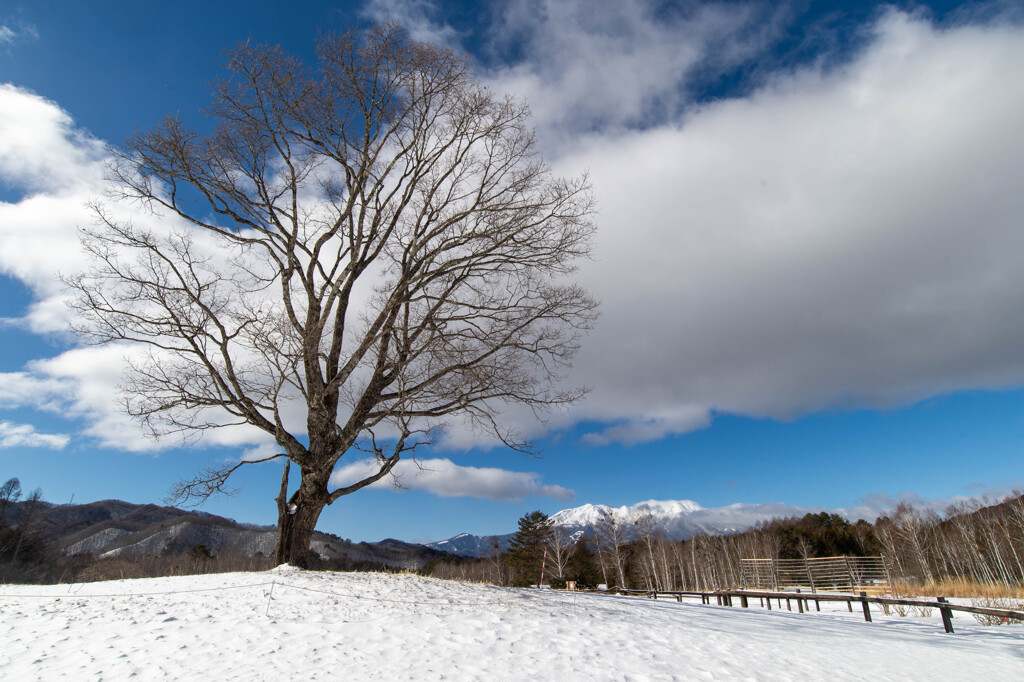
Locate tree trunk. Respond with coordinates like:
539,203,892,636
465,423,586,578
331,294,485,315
273,461,291,564
273,464,328,568
279,501,325,567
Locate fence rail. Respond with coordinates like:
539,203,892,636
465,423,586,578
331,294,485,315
614,588,1024,634
740,556,891,592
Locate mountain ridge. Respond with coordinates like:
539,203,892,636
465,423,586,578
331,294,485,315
6,498,448,570
427,498,814,557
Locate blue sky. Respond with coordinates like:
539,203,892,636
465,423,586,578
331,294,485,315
1,0,1023,543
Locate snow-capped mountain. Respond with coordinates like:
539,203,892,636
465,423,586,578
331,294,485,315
428,498,812,557
550,499,809,538
549,500,705,532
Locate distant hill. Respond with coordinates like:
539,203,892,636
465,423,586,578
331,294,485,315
426,532,512,557
427,498,811,557
5,499,448,571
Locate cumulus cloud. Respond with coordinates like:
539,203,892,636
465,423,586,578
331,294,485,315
0,84,104,194
20,345,299,453
556,10,1024,443
0,85,107,334
0,420,69,449
359,3,1024,446
0,371,70,411
330,457,575,501
0,87,293,454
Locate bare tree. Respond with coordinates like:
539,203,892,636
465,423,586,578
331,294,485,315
547,527,578,585
595,509,629,588
10,487,43,564
68,25,597,566
0,478,21,525
892,502,936,583
634,512,662,590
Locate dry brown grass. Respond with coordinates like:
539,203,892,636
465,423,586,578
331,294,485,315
73,553,273,583
893,578,1024,599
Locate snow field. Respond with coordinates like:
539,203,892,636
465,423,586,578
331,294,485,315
1,567,1022,680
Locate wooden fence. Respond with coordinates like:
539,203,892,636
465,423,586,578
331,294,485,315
614,588,1024,634
740,556,891,592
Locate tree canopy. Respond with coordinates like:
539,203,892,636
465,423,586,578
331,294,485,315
69,24,597,565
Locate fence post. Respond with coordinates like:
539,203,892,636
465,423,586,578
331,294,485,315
265,581,276,617
860,591,872,623
796,589,804,613
741,595,748,608
937,597,954,634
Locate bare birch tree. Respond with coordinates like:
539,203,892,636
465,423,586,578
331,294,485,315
634,512,662,590
67,25,597,566
595,509,629,588
547,527,579,585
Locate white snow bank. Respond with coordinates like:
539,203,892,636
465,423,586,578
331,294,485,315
0,571,1021,680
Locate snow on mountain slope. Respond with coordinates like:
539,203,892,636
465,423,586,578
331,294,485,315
424,532,510,557
549,498,811,538
550,499,706,531
2,570,1021,680
431,498,813,556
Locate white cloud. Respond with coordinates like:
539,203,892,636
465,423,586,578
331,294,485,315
486,0,783,142
0,87,295,454
0,23,37,46
0,84,104,194
555,10,1024,443
0,86,108,334
21,345,293,453
0,420,69,449
580,405,711,446
366,0,786,149
360,0,460,46
360,4,1024,446
0,371,70,411
330,456,575,501
838,481,1024,521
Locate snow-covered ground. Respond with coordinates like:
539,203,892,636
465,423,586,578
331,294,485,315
1,568,1021,680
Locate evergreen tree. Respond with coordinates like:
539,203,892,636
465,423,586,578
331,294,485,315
563,542,602,589
504,510,554,587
